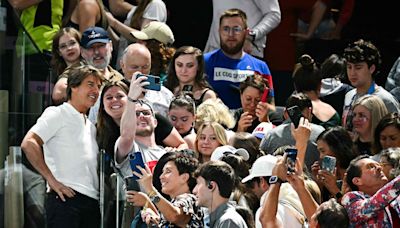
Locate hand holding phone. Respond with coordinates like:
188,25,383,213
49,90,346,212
129,152,146,180
320,156,336,174
285,148,298,173
287,105,304,128
136,74,161,91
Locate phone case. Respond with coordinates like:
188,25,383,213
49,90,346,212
287,105,303,128
137,74,161,91
129,152,145,180
125,176,141,191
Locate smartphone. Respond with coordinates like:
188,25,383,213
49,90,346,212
261,87,269,102
182,85,193,92
137,74,161,91
287,105,304,128
129,152,145,180
285,148,297,173
124,176,141,191
321,155,337,174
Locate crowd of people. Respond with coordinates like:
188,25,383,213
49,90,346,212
11,0,400,227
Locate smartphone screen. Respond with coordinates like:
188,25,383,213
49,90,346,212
285,148,297,173
129,152,145,180
287,105,304,128
321,156,336,174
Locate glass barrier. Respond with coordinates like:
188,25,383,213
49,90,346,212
0,2,123,227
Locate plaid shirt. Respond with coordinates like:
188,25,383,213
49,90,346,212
342,175,400,228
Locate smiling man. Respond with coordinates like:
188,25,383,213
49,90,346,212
204,8,274,109
342,155,400,227
21,65,104,228
342,39,399,130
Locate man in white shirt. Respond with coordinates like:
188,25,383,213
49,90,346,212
21,65,104,228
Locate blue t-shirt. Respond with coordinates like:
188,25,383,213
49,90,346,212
204,49,273,109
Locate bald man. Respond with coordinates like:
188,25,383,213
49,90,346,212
120,43,152,80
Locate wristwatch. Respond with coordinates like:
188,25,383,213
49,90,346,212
150,194,161,204
268,176,283,185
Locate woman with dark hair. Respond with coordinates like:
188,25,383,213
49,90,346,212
312,126,357,201
168,95,197,149
319,54,353,117
51,27,83,104
128,153,203,227
293,54,340,128
165,46,217,107
232,73,274,133
373,112,400,155
96,81,129,155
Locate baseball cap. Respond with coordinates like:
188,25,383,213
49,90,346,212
252,122,275,139
210,145,249,161
81,27,110,48
130,21,174,45
242,155,278,183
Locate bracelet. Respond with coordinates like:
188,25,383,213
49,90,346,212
127,97,139,103
147,190,157,197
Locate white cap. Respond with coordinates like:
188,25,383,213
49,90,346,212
210,145,249,161
252,122,275,139
242,155,278,183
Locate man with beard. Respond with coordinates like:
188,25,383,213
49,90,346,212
21,65,104,227
114,74,167,227
80,27,124,123
115,72,166,176
204,8,274,109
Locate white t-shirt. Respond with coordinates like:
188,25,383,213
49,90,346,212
30,102,99,199
255,184,305,228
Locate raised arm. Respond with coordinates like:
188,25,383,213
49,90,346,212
109,0,133,18
291,117,311,169
117,74,147,162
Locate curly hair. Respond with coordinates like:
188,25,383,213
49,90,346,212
146,39,175,76
344,39,381,77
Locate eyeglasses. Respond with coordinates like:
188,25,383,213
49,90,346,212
221,26,244,35
136,110,152,117
59,40,78,51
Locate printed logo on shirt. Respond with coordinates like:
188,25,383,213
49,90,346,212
214,67,254,83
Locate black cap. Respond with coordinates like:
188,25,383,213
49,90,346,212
81,27,110,48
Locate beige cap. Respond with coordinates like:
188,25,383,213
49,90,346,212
130,21,175,45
